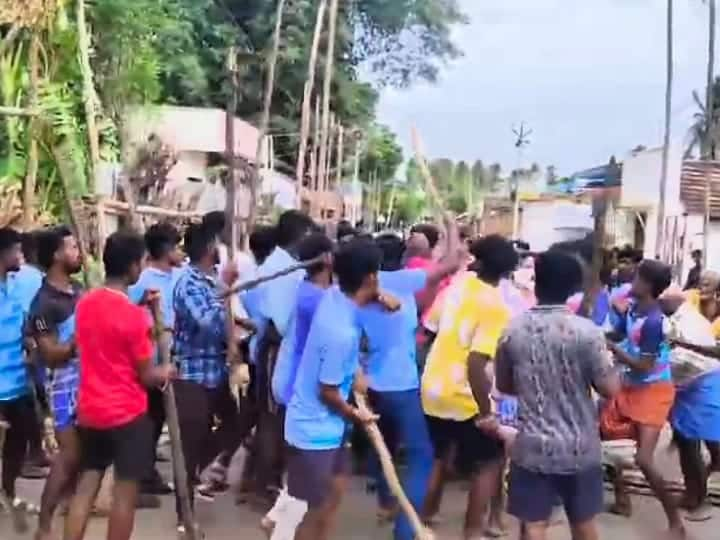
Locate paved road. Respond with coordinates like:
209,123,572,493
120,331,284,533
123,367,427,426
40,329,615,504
6,473,718,540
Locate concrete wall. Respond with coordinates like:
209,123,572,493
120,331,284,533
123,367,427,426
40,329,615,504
519,200,592,252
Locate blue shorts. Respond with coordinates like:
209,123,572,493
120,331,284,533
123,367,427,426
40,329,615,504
508,463,604,524
48,380,78,432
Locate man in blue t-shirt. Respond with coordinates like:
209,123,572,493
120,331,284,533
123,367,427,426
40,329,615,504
357,230,460,540
128,223,184,496
272,233,334,406
0,227,34,519
285,238,382,540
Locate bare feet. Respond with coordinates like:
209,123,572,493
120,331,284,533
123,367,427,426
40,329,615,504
377,504,399,524
684,503,713,523
606,501,632,518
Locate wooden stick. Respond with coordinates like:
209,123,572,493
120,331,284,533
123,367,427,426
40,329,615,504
353,393,435,540
411,127,446,214
225,256,324,296
150,303,200,540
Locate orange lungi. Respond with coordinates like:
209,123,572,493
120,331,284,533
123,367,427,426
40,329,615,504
600,381,675,440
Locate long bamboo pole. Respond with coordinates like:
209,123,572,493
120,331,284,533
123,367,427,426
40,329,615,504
411,127,446,213
322,114,335,193
703,0,716,259
655,0,673,256
317,0,340,198
311,96,321,192
23,34,40,229
225,47,239,252
295,0,328,186
151,303,199,540
76,0,101,193
252,0,287,227
334,123,344,189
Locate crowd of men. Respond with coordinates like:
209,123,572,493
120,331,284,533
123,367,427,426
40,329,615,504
1,209,720,540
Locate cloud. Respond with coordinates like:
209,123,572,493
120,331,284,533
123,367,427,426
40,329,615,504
376,0,711,176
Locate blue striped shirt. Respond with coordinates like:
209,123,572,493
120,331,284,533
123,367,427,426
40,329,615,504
173,265,227,388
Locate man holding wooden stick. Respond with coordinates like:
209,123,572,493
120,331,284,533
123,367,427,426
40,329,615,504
65,231,175,540
284,237,383,540
128,222,184,498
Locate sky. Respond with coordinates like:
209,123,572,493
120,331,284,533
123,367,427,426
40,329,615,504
376,0,714,177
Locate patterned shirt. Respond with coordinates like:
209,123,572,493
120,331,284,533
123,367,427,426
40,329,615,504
613,302,672,385
27,279,83,430
495,305,613,474
421,274,511,421
173,265,227,388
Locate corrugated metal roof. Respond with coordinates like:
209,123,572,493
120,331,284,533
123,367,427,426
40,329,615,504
680,160,720,217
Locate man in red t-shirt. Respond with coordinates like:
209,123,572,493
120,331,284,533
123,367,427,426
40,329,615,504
65,231,174,540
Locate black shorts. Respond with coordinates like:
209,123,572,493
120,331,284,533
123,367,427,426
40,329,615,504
507,463,604,524
426,415,504,473
78,414,153,481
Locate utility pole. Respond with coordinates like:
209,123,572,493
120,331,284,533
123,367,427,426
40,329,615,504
656,0,674,257
511,122,532,239
703,0,715,260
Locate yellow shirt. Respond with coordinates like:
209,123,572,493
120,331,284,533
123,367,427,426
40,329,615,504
685,289,720,339
421,275,511,421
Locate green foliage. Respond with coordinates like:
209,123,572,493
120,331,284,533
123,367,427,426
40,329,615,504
359,124,404,182
350,0,468,87
2,0,467,225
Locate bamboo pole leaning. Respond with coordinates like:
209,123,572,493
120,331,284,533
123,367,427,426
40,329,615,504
334,124,344,189
311,96,321,192
251,0,287,228
295,0,327,187
411,127,446,213
317,0,340,198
